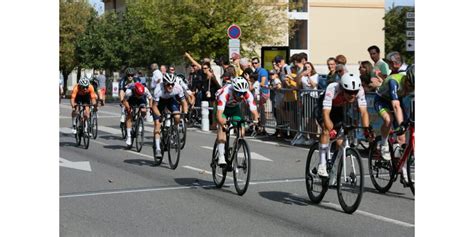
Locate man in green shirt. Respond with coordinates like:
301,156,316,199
368,45,391,88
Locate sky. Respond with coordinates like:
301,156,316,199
88,0,415,15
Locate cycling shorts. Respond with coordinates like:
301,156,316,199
220,105,242,126
128,95,147,107
74,94,91,105
373,95,408,129
157,97,181,114
317,106,344,130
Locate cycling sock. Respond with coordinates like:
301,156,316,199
155,138,160,150
127,128,131,137
319,143,328,166
218,143,225,157
72,118,76,127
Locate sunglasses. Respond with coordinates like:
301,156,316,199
202,67,209,70
127,74,134,77
252,62,259,65
166,83,175,87
170,69,175,71
235,91,247,97
80,86,89,89
343,89,359,95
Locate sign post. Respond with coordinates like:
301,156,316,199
405,11,415,52
227,24,241,58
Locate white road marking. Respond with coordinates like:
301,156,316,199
60,115,120,119
200,146,272,161
60,127,72,134
97,126,122,135
59,157,91,172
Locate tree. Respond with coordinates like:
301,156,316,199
384,6,415,64
60,0,95,91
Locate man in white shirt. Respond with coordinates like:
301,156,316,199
150,63,163,90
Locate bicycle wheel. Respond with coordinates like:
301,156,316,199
120,122,126,139
305,143,328,204
153,133,164,166
368,137,394,193
83,118,90,149
233,139,251,196
406,149,415,195
211,140,227,188
337,147,363,214
135,117,144,152
167,125,181,170
91,111,98,139
75,115,82,146
179,119,187,150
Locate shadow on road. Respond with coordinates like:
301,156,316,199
103,145,127,150
364,186,414,201
99,135,124,141
174,178,215,189
124,159,157,167
259,191,309,206
60,141,78,147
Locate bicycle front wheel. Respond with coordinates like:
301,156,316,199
83,119,90,149
406,149,415,195
167,125,181,170
211,140,226,188
135,117,144,152
179,119,187,150
337,147,364,214
368,137,394,193
91,111,98,139
75,115,82,146
305,143,328,204
233,139,251,196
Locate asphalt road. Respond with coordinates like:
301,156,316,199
60,102,414,237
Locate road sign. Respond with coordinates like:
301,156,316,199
406,12,415,19
112,82,119,98
229,39,240,48
406,39,415,52
406,21,415,28
227,24,241,39
406,30,415,38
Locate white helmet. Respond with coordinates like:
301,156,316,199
79,78,90,88
231,76,249,93
163,73,176,84
340,74,361,91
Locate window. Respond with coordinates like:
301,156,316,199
289,20,307,49
289,0,308,12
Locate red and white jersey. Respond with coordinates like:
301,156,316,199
322,82,367,109
216,84,257,111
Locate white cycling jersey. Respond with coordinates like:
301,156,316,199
153,83,185,102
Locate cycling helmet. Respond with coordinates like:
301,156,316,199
406,64,415,85
163,73,176,85
125,67,135,76
79,78,90,88
232,76,249,93
133,82,145,96
340,74,361,91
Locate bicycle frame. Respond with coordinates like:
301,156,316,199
326,126,357,182
392,121,415,174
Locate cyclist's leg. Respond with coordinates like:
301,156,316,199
153,100,163,154
374,96,393,160
216,108,228,165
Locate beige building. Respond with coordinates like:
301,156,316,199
102,0,385,75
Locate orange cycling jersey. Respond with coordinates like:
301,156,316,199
71,85,97,101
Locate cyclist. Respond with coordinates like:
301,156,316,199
151,73,188,158
119,68,140,126
70,78,97,135
215,76,259,166
123,82,153,148
88,72,102,107
373,52,413,161
316,74,371,177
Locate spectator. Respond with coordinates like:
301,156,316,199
300,62,319,140
335,64,347,82
283,73,299,137
231,53,243,76
169,65,176,75
97,70,107,105
137,71,147,85
150,63,163,90
300,62,318,95
335,54,347,65
269,70,284,138
326,57,338,85
389,51,408,74
160,65,168,75
251,57,270,134
240,57,251,73
59,71,64,102
221,71,233,85
359,61,374,92
368,45,390,87
275,55,291,83
299,52,308,65
202,62,221,130
292,53,305,76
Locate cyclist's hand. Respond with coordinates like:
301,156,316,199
329,129,337,139
394,125,406,136
71,104,76,109
364,127,375,141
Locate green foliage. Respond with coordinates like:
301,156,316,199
384,6,415,64
62,0,289,75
